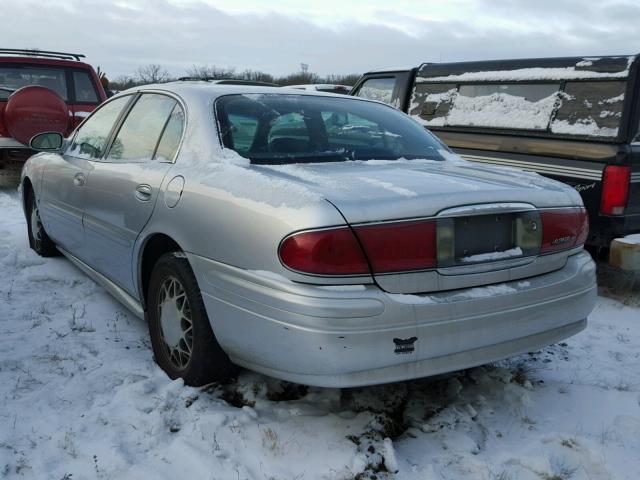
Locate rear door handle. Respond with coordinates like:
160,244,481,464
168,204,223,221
135,184,152,201
73,172,85,186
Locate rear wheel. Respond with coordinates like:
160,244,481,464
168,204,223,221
147,253,235,386
26,191,58,257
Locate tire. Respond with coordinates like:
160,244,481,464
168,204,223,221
147,252,235,386
26,190,59,257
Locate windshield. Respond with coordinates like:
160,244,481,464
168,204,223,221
0,66,68,101
215,94,446,164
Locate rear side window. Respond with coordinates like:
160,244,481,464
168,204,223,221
68,95,131,159
410,79,628,138
73,71,99,103
154,104,185,161
355,77,396,104
0,66,67,101
107,94,177,162
551,81,626,137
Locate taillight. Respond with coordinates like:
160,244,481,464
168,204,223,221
600,165,630,215
540,208,588,254
279,220,438,275
354,220,437,273
279,227,370,275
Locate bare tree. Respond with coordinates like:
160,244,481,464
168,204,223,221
110,75,139,91
186,64,235,79
135,64,170,84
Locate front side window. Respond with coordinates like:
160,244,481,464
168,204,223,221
354,77,396,105
106,94,177,162
73,71,99,103
216,94,446,164
0,66,68,101
68,95,131,159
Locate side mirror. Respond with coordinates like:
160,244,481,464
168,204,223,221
29,132,64,152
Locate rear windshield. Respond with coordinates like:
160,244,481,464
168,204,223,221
216,94,446,164
410,80,628,139
0,66,68,101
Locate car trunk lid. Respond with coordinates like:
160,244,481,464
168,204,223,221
261,159,585,293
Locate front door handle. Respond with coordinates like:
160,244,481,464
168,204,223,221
73,172,85,186
135,184,152,201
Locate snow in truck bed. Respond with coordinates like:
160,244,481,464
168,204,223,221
1,189,639,479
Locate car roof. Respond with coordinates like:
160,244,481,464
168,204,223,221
121,82,369,103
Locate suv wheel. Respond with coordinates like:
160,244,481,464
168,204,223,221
147,253,235,386
26,191,58,257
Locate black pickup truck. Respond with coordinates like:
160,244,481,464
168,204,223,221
351,56,640,270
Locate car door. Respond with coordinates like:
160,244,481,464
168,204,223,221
82,93,184,296
39,95,132,257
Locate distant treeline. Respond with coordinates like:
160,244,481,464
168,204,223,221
107,64,361,90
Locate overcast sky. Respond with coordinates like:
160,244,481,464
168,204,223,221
4,0,640,79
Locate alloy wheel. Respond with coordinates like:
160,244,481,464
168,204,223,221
157,275,194,371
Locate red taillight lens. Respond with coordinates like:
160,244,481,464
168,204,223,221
540,208,589,254
600,165,630,215
354,220,437,273
279,227,370,275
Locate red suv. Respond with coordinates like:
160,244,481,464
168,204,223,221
0,49,106,185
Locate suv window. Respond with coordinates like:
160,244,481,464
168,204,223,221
68,95,131,159
355,77,396,104
0,66,68,101
73,70,99,103
154,104,185,161
106,94,177,162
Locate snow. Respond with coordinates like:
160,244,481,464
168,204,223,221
357,177,418,197
460,246,523,263
550,118,619,137
447,92,558,130
178,149,325,211
617,233,640,245
1,189,640,479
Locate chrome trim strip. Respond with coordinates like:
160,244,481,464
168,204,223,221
436,202,536,217
462,154,604,180
58,247,144,318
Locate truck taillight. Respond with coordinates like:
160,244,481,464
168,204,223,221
354,220,437,273
279,227,370,275
540,208,589,254
600,165,630,215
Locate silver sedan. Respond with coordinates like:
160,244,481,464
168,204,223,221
21,83,597,387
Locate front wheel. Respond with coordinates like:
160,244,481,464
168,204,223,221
147,253,235,386
26,191,58,257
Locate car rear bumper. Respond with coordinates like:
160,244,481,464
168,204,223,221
190,251,596,387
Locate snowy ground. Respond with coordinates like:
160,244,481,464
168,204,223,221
1,188,639,480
